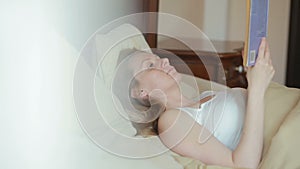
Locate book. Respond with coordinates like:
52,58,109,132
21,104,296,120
243,0,270,67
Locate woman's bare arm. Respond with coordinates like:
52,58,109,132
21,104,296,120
233,38,275,168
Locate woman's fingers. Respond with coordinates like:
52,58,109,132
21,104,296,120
257,37,266,61
264,40,270,60
257,37,273,65
264,40,272,68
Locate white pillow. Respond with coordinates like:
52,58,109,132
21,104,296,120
93,23,152,145
94,75,136,136
93,23,154,137
96,23,152,89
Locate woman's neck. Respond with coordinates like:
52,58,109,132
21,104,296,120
164,84,199,110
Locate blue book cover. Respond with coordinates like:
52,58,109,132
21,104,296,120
244,0,269,67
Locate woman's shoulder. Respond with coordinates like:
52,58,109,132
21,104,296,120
158,109,181,132
158,108,196,134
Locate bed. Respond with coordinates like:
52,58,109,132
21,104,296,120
76,23,300,169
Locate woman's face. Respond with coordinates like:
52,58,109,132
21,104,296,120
128,52,181,101
129,52,181,81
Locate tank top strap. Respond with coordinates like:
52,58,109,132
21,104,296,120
199,90,216,100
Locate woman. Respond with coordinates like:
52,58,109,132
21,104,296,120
113,38,275,169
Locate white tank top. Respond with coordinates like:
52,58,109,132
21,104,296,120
178,88,247,150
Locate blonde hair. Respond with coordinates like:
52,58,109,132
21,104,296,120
113,48,165,137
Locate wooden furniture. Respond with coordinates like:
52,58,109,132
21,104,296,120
155,38,247,88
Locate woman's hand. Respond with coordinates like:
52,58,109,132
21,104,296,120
246,38,275,93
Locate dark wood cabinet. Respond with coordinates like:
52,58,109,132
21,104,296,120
155,38,247,88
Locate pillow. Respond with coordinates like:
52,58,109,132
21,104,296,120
94,23,153,145
259,96,300,169
94,76,136,136
262,82,300,155
96,23,152,89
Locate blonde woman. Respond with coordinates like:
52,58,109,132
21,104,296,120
113,38,274,169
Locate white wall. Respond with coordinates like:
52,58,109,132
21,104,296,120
267,0,291,84
158,0,291,84
159,0,204,29
226,0,247,41
202,0,229,40
159,0,229,40
0,1,150,169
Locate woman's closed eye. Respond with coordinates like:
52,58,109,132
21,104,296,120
142,60,155,69
148,63,154,68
